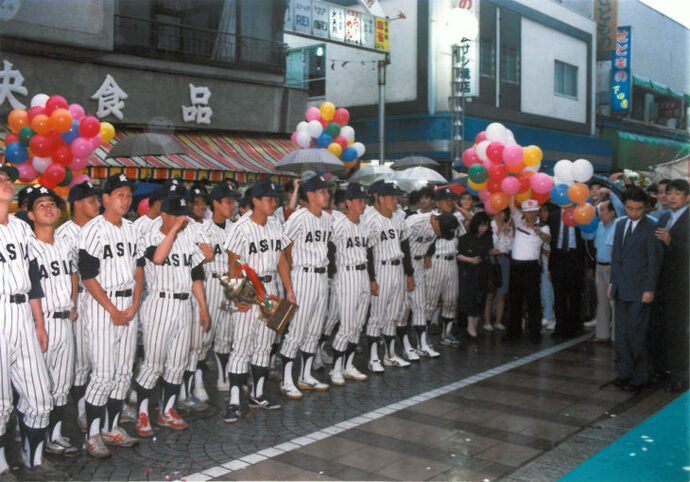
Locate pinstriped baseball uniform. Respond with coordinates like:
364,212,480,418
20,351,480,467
55,220,89,387
280,208,332,358
29,236,76,407
405,213,437,327
0,216,53,435
132,214,158,238
320,210,339,338
224,215,290,373
202,218,233,354
366,209,409,337
78,215,141,406
135,227,205,389
426,211,464,320
331,211,370,352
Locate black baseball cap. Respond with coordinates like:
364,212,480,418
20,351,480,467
68,181,101,204
434,186,456,201
18,185,39,206
368,179,385,195
27,186,61,211
209,183,240,203
251,178,282,199
189,185,209,202
378,180,405,197
161,194,191,216
303,175,330,192
436,213,459,240
345,182,368,200
102,173,136,194
0,164,18,182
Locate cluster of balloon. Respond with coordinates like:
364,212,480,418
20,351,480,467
454,122,553,214
290,101,366,174
4,94,113,189
549,159,598,233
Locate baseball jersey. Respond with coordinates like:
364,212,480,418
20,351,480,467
406,212,437,257
0,216,39,296
78,215,141,290
29,236,75,312
133,215,158,238
55,220,80,275
283,208,332,268
152,216,210,246
224,215,290,277
201,218,232,277
432,210,465,256
142,228,205,293
331,211,368,266
366,209,408,262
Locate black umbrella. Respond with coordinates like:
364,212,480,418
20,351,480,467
106,133,186,159
390,156,440,170
275,149,346,175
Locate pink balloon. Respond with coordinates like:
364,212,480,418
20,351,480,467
305,107,321,122
290,131,299,147
17,163,37,182
462,148,480,168
478,188,491,202
69,156,89,171
500,176,520,195
69,173,91,188
530,173,554,194
71,137,92,158
90,134,102,149
68,103,85,120
484,204,498,215
503,144,524,165
137,198,149,217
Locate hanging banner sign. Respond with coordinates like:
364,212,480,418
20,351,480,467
611,26,631,113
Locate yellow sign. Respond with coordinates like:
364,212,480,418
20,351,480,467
375,17,389,52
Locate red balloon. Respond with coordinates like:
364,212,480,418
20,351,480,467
462,148,480,168
475,131,487,144
38,175,58,190
29,134,55,157
486,142,505,163
487,178,502,193
488,164,508,181
532,190,550,205
44,162,66,184
27,106,45,122
334,135,348,151
44,95,69,115
79,116,100,138
562,207,577,227
516,174,530,193
5,133,19,145
52,145,73,167
333,108,350,126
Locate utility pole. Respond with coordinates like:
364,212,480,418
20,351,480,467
378,52,390,164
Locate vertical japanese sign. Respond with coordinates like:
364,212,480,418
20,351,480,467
312,2,329,38
375,17,389,51
611,26,631,113
345,10,361,45
329,6,346,41
293,0,312,34
361,14,375,48
594,0,618,61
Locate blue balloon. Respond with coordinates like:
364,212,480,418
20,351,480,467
579,215,599,233
61,119,80,145
317,132,333,149
550,184,570,206
5,143,28,164
342,147,357,162
466,185,478,196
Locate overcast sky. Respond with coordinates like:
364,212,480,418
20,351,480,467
639,0,690,28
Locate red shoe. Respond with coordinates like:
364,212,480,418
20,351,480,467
136,412,153,437
157,408,188,430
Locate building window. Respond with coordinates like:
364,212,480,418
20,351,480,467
554,60,577,97
500,47,519,84
480,38,494,78
286,44,326,99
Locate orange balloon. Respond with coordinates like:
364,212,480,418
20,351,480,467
489,192,510,211
568,182,590,204
49,109,73,133
573,203,595,224
8,109,29,132
31,114,51,135
514,189,532,204
506,162,524,174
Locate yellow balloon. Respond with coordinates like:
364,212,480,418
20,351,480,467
468,179,487,191
327,142,342,158
348,138,354,146
320,101,335,121
523,145,543,167
100,122,115,143
514,189,532,203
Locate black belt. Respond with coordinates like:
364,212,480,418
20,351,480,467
258,275,273,283
303,267,326,273
555,248,578,253
159,292,190,300
597,262,610,266
381,259,401,265
52,311,71,319
511,259,539,264
345,264,367,271
413,255,423,260
435,255,455,260
8,294,26,304
108,289,132,298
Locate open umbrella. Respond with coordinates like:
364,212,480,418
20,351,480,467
394,166,447,192
390,156,440,170
348,165,395,185
275,149,346,175
106,133,186,158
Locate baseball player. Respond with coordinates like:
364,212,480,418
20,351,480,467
133,195,209,436
0,165,54,477
426,187,463,346
132,188,164,237
55,181,101,433
279,175,332,398
78,173,143,457
26,187,80,457
327,183,371,385
365,180,415,372
223,178,294,422
14,184,37,228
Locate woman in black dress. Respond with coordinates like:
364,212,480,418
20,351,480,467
457,212,493,338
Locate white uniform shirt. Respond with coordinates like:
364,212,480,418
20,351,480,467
56,220,81,281
0,216,35,295
405,212,436,257
29,237,75,312
431,210,465,256
142,228,205,293
510,210,550,261
202,219,233,277
367,209,408,262
133,215,158,238
283,208,332,268
225,215,290,277
491,219,514,254
332,210,368,266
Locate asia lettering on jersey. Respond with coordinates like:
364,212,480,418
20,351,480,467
29,236,76,312
332,211,368,266
0,217,33,295
367,210,408,262
143,228,205,293
202,219,232,276
283,208,332,267
225,216,290,279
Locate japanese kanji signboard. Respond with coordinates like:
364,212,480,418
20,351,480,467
375,17,389,51
611,26,631,113
594,0,618,61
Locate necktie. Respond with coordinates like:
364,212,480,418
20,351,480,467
623,221,633,247
561,223,569,250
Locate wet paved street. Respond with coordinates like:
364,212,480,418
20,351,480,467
25,331,683,481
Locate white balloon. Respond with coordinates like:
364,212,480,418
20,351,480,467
352,142,365,157
505,129,518,146
552,175,573,186
307,120,323,138
296,131,311,149
296,121,309,132
32,156,52,173
340,125,355,142
554,160,574,184
485,122,507,143
572,158,594,183
476,140,490,161
31,94,49,108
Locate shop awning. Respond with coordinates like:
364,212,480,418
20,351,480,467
602,127,690,171
633,75,687,100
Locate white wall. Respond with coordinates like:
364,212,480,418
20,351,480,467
521,17,588,123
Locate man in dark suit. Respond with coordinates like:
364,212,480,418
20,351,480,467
609,187,661,391
654,179,689,392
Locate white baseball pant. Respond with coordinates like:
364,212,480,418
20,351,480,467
407,258,428,327
332,267,370,352
426,256,459,320
42,313,75,406
280,268,328,358
367,262,405,338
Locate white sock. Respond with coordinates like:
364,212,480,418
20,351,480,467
77,398,85,418
283,360,294,386
139,399,149,417
230,386,240,406
255,377,265,398
303,355,314,380
88,417,100,438
0,447,9,474
194,369,204,390
50,421,62,442
421,331,429,348
346,352,356,371
402,334,413,352
369,342,378,362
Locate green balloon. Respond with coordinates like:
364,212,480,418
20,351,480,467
58,168,73,187
18,127,36,147
326,122,341,138
468,164,488,184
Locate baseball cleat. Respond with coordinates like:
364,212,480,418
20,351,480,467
102,426,139,447
418,345,441,358
404,348,421,361
368,359,385,373
223,404,240,423
158,409,188,430
440,335,460,346
85,434,111,459
248,395,281,410
45,435,80,457
343,365,368,381
329,368,345,386
136,413,154,437
194,383,210,403
383,356,410,368
280,382,303,399
298,376,330,391
119,403,138,424
178,396,208,413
